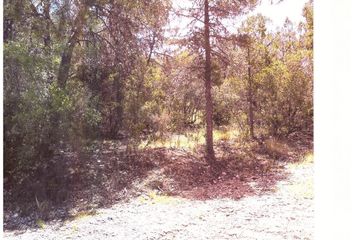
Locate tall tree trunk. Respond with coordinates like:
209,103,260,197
203,0,216,164
43,1,51,49
113,74,124,138
53,2,89,155
4,18,14,43
247,46,255,139
57,3,88,88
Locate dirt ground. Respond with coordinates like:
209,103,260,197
3,133,313,239
4,162,313,240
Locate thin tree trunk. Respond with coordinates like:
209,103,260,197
247,46,255,139
113,74,124,138
43,1,51,49
57,3,88,88
203,0,216,164
4,18,14,43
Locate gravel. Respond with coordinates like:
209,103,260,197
4,164,313,240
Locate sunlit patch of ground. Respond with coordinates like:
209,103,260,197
288,152,314,169
35,219,46,229
285,177,313,199
34,209,98,230
140,128,240,151
138,191,182,205
69,210,98,221
264,138,291,156
282,151,313,199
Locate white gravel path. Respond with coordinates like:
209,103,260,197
4,163,314,240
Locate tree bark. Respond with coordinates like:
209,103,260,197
57,3,88,88
247,46,255,139
203,0,216,164
43,1,51,49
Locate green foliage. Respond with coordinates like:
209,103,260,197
155,51,205,132
229,11,313,138
4,76,101,177
252,49,312,136
3,0,312,198
213,77,240,126
301,0,313,50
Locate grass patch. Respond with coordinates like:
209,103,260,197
70,210,98,221
214,128,239,141
139,191,180,205
286,177,313,199
264,138,290,156
141,128,239,150
36,219,46,229
72,224,79,233
302,152,314,164
288,152,314,169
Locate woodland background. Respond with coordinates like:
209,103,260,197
3,0,313,227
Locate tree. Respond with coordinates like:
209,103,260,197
174,0,258,165
4,0,313,208
236,14,272,139
301,0,313,51
203,0,216,163
253,15,312,136
57,1,89,88
3,0,171,192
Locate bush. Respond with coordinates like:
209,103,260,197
4,80,101,184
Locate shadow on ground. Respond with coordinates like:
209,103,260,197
3,132,312,231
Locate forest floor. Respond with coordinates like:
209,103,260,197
4,131,313,239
